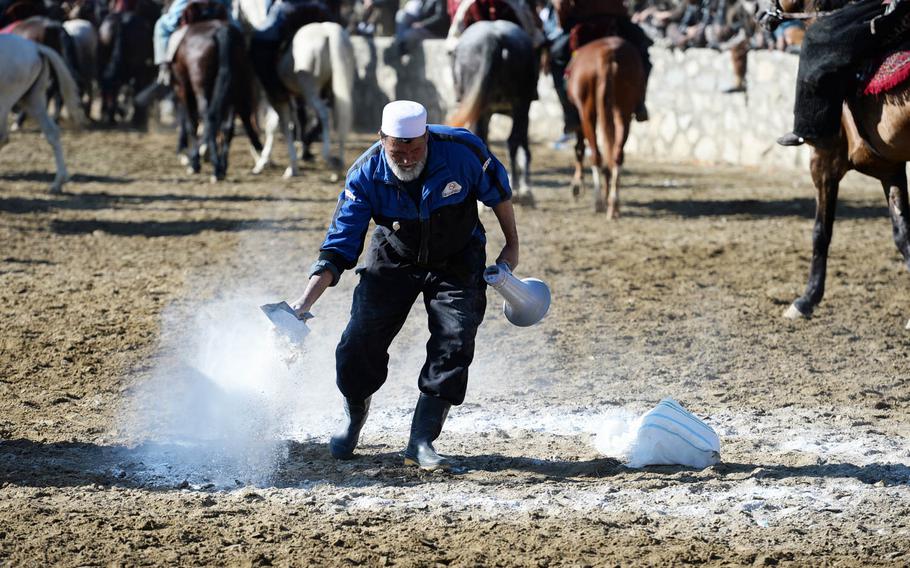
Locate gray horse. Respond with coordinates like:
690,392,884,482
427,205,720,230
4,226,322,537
449,19,537,206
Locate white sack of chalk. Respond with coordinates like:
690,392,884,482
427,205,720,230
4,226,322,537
626,398,721,469
596,399,721,469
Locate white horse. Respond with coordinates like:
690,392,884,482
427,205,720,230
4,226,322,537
62,19,98,119
234,0,354,178
254,21,354,179
0,34,87,193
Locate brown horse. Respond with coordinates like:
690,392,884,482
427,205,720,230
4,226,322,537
565,36,645,218
768,0,910,327
171,16,262,181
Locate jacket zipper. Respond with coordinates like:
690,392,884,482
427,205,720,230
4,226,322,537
395,183,430,265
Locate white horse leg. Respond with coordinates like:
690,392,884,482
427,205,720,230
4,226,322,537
277,102,298,178
252,105,278,174
24,83,67,193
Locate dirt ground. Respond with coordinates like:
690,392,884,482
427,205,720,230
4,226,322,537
1,128,909,567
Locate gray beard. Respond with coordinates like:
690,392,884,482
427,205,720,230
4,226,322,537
388,156,427,182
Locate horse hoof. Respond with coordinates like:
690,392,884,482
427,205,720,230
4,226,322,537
905,318,910,331
571,185,580,198
178,155,190,167
187,167,196,175
516,193,535,208
283,167,297,179
210,175,219,184
607,209,619,220
783,303,809,320
49,184,63,194
329,172,340,183
594,201,606,214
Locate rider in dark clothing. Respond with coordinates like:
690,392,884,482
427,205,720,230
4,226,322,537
550,0,653,125
250,0,330,99
774,0,910,147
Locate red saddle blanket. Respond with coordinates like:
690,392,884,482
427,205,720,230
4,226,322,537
863,47,910,96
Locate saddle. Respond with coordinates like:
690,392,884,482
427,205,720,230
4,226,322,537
179,0,227,26
861,39,910,95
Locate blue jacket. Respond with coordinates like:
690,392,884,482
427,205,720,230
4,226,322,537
318,125,512,282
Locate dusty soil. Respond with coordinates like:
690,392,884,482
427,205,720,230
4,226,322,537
1,129,909,567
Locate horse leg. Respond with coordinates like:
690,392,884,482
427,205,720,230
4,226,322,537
571,130,585,199
175,104,190,166
785,148,847,319
252,104,278,175
204,112,221,183
24,78,68,193
605,109,629,220
300,73,337,173
578,100,603,212
277,101,299,178
214,111,235,182
0,99,12,153
509,99,533,207
881,169,910,329
185,102,201,175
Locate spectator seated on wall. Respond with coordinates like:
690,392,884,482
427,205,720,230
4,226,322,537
350,0,396,36
394,0,449,56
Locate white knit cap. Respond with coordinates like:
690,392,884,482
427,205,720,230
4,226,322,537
381,100,427,139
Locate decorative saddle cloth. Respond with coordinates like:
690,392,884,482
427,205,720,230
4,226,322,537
862,42,910,96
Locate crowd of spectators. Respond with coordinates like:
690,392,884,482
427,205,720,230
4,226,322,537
338,0,806,92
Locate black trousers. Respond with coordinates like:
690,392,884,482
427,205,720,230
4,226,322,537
335,232,487,406
792,0,908,139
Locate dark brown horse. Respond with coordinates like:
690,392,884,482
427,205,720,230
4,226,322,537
97,1,159,126
171,16,262,180
769,0,910,327
565,36,645,218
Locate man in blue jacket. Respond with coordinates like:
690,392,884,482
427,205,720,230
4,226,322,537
289,100,519,471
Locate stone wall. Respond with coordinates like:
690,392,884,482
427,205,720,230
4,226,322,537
349,37,811,169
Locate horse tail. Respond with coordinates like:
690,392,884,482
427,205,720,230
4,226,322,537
595,45,616,165
36,43,88,127
447,31,497,128
327,23,355,145
207,23,234,128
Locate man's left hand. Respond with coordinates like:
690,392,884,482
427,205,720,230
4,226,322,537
496,243,519,272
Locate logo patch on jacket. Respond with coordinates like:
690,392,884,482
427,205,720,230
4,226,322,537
344,188,357,202
442,181,463,198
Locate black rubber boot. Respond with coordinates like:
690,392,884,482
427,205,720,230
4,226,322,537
329,397,370,460
403,394,451,471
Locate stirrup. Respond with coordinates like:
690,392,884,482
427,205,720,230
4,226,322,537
776,132,805,147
